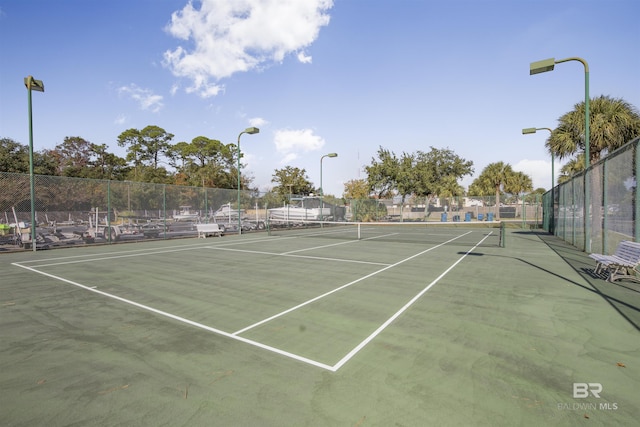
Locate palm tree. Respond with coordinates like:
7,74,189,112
505,171,533,203
438,175,465,213
558,155,585,183
469,162,514,219
547,96,640,167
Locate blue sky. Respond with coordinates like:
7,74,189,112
1,0,639,197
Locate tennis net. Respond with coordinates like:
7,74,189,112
267,220,505,247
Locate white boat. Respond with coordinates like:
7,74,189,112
212,203,246,220
173,206,200,221
268,197,332,222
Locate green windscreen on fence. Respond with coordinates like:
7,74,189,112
544,136,640,255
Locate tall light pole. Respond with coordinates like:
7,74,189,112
529,57,589,169
320,153,338,221
522,127,554,233
530,56,590,251
237,127,259,235
24,76,44,252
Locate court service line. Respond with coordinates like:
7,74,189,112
331,231,494,371
281,232,398,255
231,231,473,336
209,247,390,266
10,262,336,371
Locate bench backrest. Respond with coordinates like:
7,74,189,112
615,241,640,262
197,224,220,230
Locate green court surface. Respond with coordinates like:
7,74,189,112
1,227,638,426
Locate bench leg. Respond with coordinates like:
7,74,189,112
608,265,629,282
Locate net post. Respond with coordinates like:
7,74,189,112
266,215,271,236
358,223,361,240
500,221,506,248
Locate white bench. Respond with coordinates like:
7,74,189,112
589,240,640,282
196,223,223,238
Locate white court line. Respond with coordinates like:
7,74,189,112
14,241,218,264
281,232,398,255
209,247,390,266
210,231,402,266
330,231,494,371
25,245,218,268
231,231,473,336
15,235,294,269
10,262,334,371
11,229,488,372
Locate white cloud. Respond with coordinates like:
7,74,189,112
114,114,127,125
274,128,326,159
513,159,554,190
117,84,164,112
297,51,312,64
163,0,333,98
249,117,269,128
280,152,298,165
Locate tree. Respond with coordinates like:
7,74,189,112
558,154,585,183
547,96,640,170
117,125,174,180
437,176,465,211
0,138,29,172
0,138,59,177
271,166,315,203
343,179,370,200
91,143,129,180
48,136,93,177
167,136,239,189
46,137,129,180
505,171,533,202
365,147,399,198
412,147,474,200
365,146,473,214
524,187,546,204
468,162,515,218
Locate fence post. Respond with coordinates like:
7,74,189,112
602,160,608,254
163,184,167,239
204,186,208,221
636,140,640,242
106,180,112,244
585,169,591,253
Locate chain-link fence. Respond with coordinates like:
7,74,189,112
0,171,543,251
544,136,640,254
0,173,270,249
344,195,542,224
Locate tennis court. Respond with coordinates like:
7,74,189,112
1,224,639,426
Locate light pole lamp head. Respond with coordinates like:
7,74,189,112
530,58,556,75
24,76,45,92
327,152,338,158
244,127,260,135
522,128,537,134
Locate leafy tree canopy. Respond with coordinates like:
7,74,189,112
365,146,473,201
271,166,315,203
343,179,370,200
547,95,640,170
